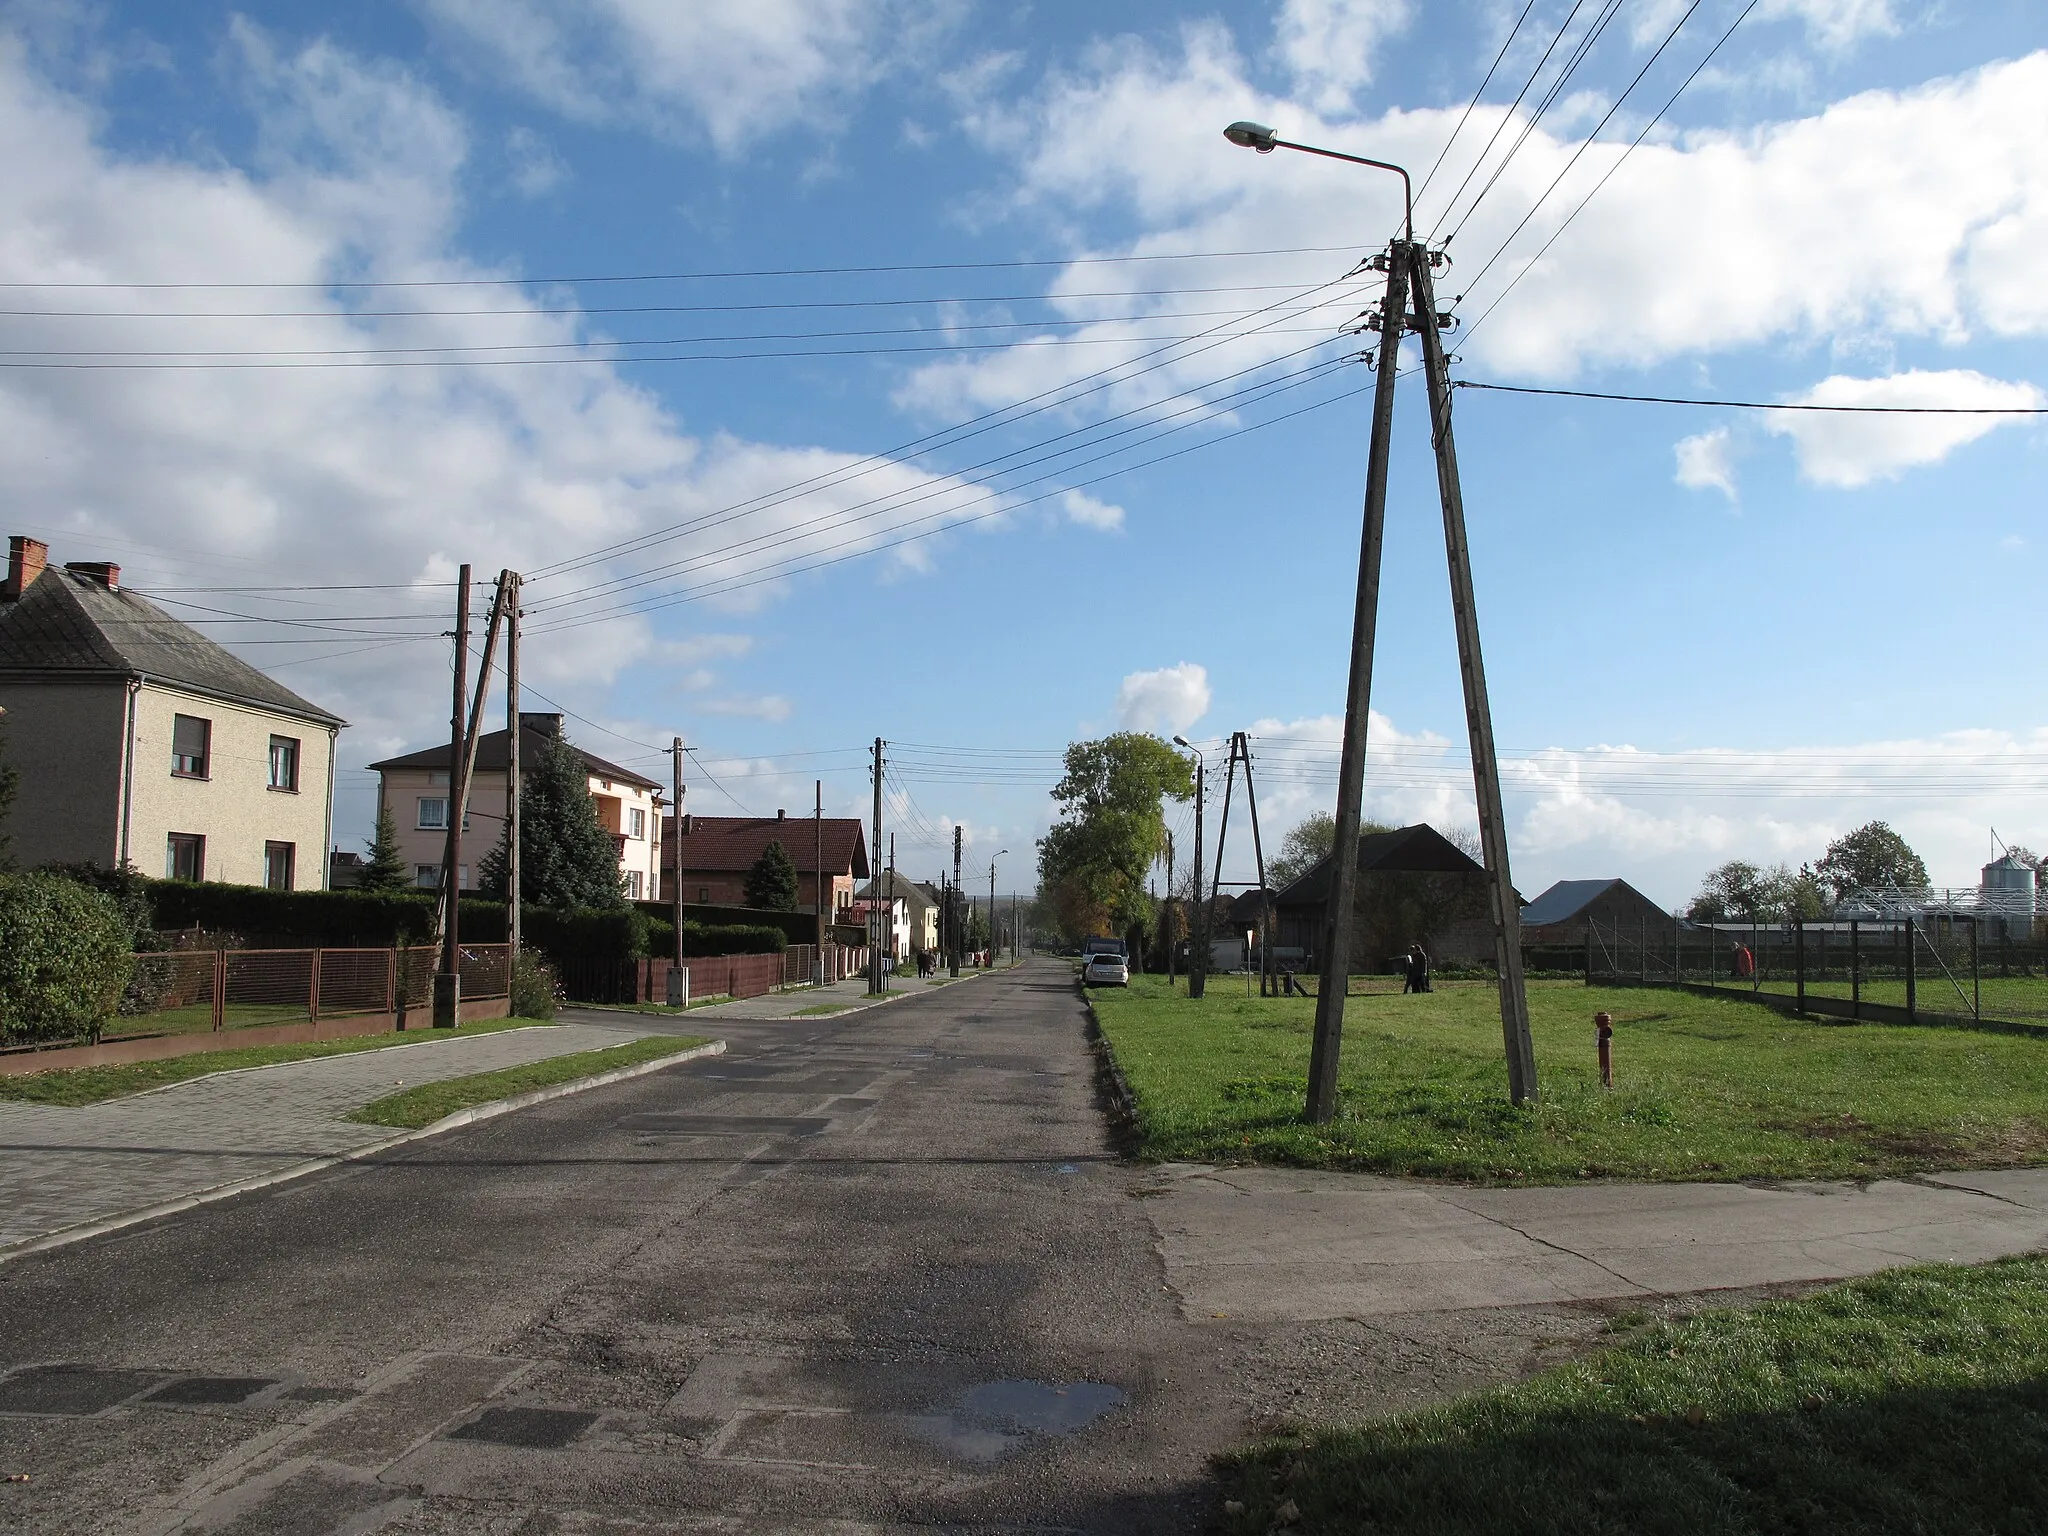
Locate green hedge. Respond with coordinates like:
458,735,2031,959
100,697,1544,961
0,872,134,1045
643,919,788,957
633,900,816,946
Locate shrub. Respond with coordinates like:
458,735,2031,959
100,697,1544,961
509,949,563,1020
522,904,648,961
0,872,136,1045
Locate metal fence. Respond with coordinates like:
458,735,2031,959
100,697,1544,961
106,944,512,1041
1582,916,2048,1029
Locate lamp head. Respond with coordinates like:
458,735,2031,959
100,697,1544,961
1224,121,1278,153
1172,734,1191,749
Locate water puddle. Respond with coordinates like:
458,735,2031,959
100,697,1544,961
906,1379,1126,1462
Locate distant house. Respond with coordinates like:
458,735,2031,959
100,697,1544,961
1518,878,1670,947
858,871,939,954
368,712,663,897
848,895,909,960
662,812,870,919
1273,824,1499,969
0,535,345,888
329,849,366,889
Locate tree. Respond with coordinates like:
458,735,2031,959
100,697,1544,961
1815,821,1929,903
1267,812,1334,891
1688,859,1829,922
1036,732,1193,940
743,839,800,910
0,712,18,872
477,730,624,909
357,802,411,892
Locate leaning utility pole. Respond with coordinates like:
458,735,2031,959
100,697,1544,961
505,573,522,958
1303,244,1408,1118
1409,242,1537,1104
440,569,509,1026
1189,758,1207,999
870,738,885,995
433,566,472,1029
1204,733,1274,991
814,780,826,984
672,737,687,976
950,825,964,977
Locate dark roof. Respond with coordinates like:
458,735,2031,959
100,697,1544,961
1519,878,1663,927
859,872,936,915
1275,825,1485,906
368,712,660,790
663,814,870,879
0,566,344,726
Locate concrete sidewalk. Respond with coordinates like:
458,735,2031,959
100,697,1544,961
0,1021,697,1257
1144,1163,2048,1318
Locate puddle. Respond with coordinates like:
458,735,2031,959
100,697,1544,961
906,1379,1125,1463
1056,1164,1081,1175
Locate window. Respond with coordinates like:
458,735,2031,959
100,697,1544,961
627,807,646,839
264,841,295,890
628,870,644,899
166,833,205,882
418,796,448,829
171,714,210,778
698,886,709,902
268,736,300,792
415,864,440,888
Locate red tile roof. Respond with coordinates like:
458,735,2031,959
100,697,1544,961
663,814,869,879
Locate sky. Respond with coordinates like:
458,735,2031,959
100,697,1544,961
2,0,2045,910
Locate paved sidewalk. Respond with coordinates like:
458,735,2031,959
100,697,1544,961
1144,1163,2048,1318
0,1022,675,1254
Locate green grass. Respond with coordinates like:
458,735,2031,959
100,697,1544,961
1217,1256,2048,1535
0,1019,542,1107
346,1034,712,1129
1090,974,2048,1183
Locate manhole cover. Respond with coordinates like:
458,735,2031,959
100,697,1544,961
144,1376,277,1405
0,1366,164,1416
617,1113,828,1137
446,1406,598,1448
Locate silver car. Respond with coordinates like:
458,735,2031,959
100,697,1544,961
1081,951,1129,987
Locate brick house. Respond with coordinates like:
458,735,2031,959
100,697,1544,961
661,812,869,918
0,535,344,888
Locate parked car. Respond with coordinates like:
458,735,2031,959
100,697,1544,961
1082,951,1129,987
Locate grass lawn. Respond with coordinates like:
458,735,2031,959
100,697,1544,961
0,1019,546,1107
1217,1256,2048,1535
1090,974,2048,1183
346,1034,712,1129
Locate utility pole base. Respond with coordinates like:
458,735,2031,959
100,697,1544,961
432,972,461,1030
666,966,690,1009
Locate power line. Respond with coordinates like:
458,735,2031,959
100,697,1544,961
1413,0,1542,210
0,244,1372,292
1454,380,2048,413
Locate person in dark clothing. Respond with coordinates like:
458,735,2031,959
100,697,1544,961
1403,941,1432,994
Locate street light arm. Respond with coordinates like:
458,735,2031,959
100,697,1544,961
1271,138,1412,243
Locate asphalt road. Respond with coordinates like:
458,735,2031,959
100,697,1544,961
0,961,1608,1535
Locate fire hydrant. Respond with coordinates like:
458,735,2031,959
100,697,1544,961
1595,1011,1614,1089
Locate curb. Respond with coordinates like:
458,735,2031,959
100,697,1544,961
0,1039,726,1266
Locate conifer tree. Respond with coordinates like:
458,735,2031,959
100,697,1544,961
477,730,625,909
743,838,800,910
357,802,411,891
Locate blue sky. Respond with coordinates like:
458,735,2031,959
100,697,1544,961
4,0,2045,907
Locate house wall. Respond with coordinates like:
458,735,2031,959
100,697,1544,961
378,765,659,896
0,678,128,867
127,683,335,888
672,868,854,914
1523,887,1672,948
1277,871,1495,969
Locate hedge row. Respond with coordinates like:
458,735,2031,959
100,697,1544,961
632,899,817,946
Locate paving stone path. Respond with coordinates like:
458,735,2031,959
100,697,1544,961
0,1022,663,1253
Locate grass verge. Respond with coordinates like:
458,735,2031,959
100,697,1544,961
346,1034,712,1129
1217,1256,2048,1535
0,1019,541,1107
1090,974,2048,1183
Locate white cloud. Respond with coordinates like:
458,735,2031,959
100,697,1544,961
421,0,952,152
697,693,793,721
1674,426,1738,499
1760,0,1901,50
1272,0,1413,113
1766,370,2045,486
1115,662,1211,735
504,125,566,196
932,42,2048,413
1062,489,1125,531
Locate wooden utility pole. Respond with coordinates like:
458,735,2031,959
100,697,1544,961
672,737,686,971
950,825,963,978
870,738,885,995
815,779,826,984
505,573,522,958
1408,244,1537,1104
438,569,508,1026
1163,831,1176,989
1241,735,1274,998
1305,246,1407,1121
1189,753,1207,999
433,565,472,1029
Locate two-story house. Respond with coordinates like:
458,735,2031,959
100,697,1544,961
368,713,663,896
661,812,869,918
0,536,345,887
858,872,940,956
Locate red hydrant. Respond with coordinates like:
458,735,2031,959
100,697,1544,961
1595,1011,1614,1089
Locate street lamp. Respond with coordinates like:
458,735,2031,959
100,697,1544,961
1173,736,1207,1000
1223,122,1412,241
989,850,1007,967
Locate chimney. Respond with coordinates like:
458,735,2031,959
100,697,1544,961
64,560,121,591
777,808,786,820
3,536,48,602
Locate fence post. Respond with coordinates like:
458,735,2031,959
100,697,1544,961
386,946,398,1022
1904,920,1916,1023
1640,915,1648,983
212,948,226,1032
1584,927,1593,985
1971,917,1981,1021
1850,920,1861,1020
309,948,322,1025
1795,918,1806,1014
